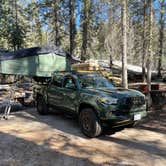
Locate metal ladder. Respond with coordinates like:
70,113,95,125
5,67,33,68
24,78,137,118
0,87,15,120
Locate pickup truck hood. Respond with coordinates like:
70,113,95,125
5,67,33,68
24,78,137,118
83,87,144,99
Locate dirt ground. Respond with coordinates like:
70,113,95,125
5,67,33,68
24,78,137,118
0,105,165,166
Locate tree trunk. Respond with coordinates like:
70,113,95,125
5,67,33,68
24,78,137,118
53,0,60,46
12,0,19,50
147,0,153,109
142,0,147,82
81,0,91,61
121,0,128,89
157,0,165,77
110,54,113,69
69,0,76,55
15,0,19,50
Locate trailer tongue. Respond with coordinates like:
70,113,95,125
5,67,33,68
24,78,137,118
0,45,71,77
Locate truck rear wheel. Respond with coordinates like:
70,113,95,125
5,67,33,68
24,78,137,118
36,95,48,115
79,108,102,138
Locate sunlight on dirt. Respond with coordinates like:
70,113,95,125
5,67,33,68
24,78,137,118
0,106,165,166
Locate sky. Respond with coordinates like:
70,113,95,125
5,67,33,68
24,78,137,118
20,0,166,30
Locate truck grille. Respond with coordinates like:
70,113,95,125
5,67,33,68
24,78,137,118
125,96,145,106
117,96,145,112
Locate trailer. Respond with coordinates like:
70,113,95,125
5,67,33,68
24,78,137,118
0,45,71,77
0,45,73,118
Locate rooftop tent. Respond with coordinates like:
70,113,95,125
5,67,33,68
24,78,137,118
0,45,71,77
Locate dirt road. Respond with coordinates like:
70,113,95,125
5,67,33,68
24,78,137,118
0,106,165,166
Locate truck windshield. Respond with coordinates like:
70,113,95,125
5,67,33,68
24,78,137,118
79,75,115,89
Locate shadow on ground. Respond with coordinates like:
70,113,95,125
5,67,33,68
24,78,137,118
4,105,165,166
0,131,136,166
0,132,99,166
17,105,166,138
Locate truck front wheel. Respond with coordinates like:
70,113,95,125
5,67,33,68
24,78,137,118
36,95,48,115
79,108,102,138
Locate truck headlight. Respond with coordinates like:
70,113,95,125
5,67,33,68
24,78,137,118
97,97,118,105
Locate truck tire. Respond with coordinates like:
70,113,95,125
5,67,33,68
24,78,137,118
79,108,102,138
36,95,48,115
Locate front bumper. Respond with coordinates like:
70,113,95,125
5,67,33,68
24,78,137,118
101,109,147,128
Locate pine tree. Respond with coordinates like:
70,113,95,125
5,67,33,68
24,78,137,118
0,0,27,50
158,0,165,77
26,0,43,46
146,0,153,108
81,0,92,61
121,0,128,89
142,0,148,82
69,0,76,55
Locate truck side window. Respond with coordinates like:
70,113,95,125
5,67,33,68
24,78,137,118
63,77,76,89
52,75,62,87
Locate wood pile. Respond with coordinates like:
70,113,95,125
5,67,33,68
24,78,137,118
101,71,122,86
0,74,16,84
72,61,100,71
0,83,34,107
72,62,122,86
0,85,25,100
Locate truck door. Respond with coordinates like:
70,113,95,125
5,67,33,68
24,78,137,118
47,74,64,109
61,76,79,113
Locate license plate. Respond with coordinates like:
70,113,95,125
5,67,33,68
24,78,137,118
134,114,141,121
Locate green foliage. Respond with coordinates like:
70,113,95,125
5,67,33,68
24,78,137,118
25,0,43,46
0,0,27,50
0,0,165,72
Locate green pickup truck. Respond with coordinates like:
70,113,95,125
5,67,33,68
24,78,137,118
33,72,147,137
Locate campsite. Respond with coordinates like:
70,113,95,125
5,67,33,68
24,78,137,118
0,46,165,166
0,0,166,166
